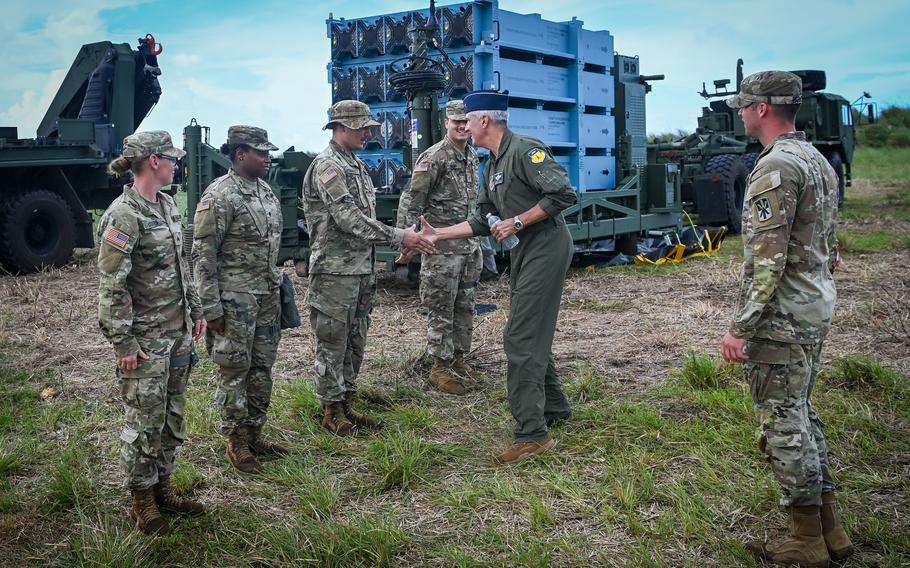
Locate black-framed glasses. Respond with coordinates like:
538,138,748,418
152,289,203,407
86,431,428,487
156,153,179,164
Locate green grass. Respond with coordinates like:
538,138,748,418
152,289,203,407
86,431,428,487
838,228,910,253
851,146,910,180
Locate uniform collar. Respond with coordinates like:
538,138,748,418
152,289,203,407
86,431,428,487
759,131,807,159
329,140,360,168
123,183,166,220
442,135,470,160
493,128,514,160
229,168,263,195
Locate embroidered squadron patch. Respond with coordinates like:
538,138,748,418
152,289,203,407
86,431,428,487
754,197,774,222
528,148,545,164
196,199,211,212
319,167,338,185
413,162,429,172
493,172,504,185
103,226,131,252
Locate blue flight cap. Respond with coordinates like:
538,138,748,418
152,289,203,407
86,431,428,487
464,90,509,113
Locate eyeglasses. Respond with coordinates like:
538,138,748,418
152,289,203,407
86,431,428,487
156,154,179,164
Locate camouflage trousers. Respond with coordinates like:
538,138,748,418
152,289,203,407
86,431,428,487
307,273,375,404
420,250,482,362
117,329,194,490
744,339,836,507
207,289,281,436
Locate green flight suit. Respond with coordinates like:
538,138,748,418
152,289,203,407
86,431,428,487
467,129,578,442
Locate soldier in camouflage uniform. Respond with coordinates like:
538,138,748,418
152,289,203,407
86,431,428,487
396,100,482,395
722,71,853,566
192,126,288,474
301,100,435,435
98,131,207,535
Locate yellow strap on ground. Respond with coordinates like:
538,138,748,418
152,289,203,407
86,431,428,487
634,212,726,265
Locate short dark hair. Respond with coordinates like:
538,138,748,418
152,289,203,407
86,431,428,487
771,103,800,122
219,142,252,161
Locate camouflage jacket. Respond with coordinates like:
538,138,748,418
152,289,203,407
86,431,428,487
193,169,282,321
730,132,838,344
302,141,404,275
397,136,479,255
98,185,202,358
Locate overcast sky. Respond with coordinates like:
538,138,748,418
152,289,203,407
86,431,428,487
2,0,907,153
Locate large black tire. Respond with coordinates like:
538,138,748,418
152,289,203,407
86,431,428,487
0,189,76,273
706,154,749,234
740,152,759,174
827,152,845,207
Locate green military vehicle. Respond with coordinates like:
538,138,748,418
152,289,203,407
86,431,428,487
0,35,165,273
649,60,855,232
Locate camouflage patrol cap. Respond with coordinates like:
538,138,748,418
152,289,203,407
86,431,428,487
226,125,279,151
726,71,803,109
323,100,381,130
122,130,186,160
445,99,467,121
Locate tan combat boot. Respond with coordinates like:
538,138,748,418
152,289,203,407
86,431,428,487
820,492,854,560
430,360,465,395
451,355,476,379
747,505,830,567
248,425,290,456
154,475,205,516
495,435,558,465
343,393,382,430
130,488,168,536
320,401,353,436
227,426,262,474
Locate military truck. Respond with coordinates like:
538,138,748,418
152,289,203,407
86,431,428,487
0,35,164,273
649,60,855,232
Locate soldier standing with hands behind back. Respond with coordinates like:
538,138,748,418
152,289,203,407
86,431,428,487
420,90,577,465
193,126,288,475
396,99,482,395
302,100,435,435
721,71,853,567
98,131,206,536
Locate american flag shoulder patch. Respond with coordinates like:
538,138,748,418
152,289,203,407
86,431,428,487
319,167,338,185
413,162,429,172
196,199,212,212
103,226,131,252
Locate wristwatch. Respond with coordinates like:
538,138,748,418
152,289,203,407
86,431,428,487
513,216,524,231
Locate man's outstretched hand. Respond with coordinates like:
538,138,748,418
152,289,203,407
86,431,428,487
402,224,435,255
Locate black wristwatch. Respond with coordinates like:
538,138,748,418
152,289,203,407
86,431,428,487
513,216,524,231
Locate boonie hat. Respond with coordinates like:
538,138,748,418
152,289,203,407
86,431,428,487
323,100,381,130
726,71,803,109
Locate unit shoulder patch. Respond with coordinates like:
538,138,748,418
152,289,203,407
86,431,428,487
102,226,132,252
527,148,546,164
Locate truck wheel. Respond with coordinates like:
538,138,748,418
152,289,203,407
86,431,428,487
741,152,759,174
706,154,749,234
827,152,845,207
0,189,76,273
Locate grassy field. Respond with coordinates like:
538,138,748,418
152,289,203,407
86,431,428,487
0,148,908,566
